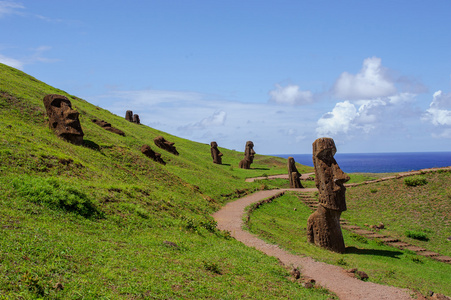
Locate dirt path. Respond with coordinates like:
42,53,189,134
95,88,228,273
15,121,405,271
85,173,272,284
244,172,314,182
212,189,414,300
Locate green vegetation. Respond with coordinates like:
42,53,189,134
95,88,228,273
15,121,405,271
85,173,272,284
404,175,428,187
248,192,451,295
405,230,429,241
0,63,335,299
345,171,450,256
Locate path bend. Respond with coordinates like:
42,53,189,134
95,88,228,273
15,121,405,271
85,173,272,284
212,189,413,300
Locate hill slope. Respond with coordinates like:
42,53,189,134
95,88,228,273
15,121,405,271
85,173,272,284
0,63,329,299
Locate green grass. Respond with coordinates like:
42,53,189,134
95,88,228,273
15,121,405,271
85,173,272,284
0,62,334,299
246,190,451,297
345,171,451,257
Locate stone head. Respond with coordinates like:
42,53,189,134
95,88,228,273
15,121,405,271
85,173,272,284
244,141,255,163
312,137,349,211
43,94,84,145
133,114,140,124
210,141,223,164
288,157,296,171
125,110,133,122
154,136,179,155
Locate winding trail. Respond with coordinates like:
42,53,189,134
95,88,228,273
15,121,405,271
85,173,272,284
212,188,414,300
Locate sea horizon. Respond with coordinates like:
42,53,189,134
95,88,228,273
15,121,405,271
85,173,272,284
271,151,451,173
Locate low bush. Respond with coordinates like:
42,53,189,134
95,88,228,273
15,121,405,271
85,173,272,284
405,230,429,241
404,175,428,187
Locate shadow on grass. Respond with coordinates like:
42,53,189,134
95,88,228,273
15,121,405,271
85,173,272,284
345,246,403,259
251,167,270,170
84,139,101,151
221,163,231,166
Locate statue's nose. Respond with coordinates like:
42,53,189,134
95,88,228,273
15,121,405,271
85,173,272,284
333,164,350,184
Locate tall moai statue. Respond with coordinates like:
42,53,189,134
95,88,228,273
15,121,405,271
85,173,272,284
287,157,303,188
125,110,133,122
43,94,84,145
210,141,223,164
307,137,350,253
239,141,255,169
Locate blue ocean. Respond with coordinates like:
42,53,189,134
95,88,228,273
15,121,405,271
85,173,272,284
274,152,451,173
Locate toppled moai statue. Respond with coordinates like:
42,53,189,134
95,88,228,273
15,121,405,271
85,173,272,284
141,144,165,165
239,141,255,169
91,119,125,136
288,157,303,188
307,137,350,253
125,110,133,122
210,141,223,164
43,94,84,145
154,136,179,155
133,114,140,124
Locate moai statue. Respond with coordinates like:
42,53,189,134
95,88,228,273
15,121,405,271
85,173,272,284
141,144,165,165
91,119,125,136
288,157,303,188
210,141,223,164
133,114,140,124
307,137,350,253
43,94,84,145
239,141,255,169
154,136,179,155
125,110,133,122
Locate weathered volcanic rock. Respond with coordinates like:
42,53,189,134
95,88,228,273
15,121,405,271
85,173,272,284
43,94,84,145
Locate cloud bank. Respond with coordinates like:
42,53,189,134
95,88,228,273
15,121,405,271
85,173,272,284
332,57,397,100
269,84,313,105
422,90,451,139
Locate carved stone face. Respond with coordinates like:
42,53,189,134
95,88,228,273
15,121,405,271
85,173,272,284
312,138,349,211
287,156,302,188
210,141,223,164
125,110,133,122
43,94,84,145
244,141,255,163
154,136,179,155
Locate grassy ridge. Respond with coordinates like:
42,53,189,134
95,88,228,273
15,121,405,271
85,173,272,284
0,63,331,299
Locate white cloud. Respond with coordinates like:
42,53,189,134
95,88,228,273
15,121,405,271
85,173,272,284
422,90,451,126
89,89,319,154
333,57,397,100
269,84,313,105
316,101,357,136
432,128,451,139
0,1,24,17
0,46,57,69
0,53,24,69
316,93,416,137
178,111,227,131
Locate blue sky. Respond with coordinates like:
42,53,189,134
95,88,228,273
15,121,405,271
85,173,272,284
1,0,451,154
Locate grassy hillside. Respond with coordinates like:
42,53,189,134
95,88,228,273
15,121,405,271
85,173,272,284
0,63,332,299
247,171,451,297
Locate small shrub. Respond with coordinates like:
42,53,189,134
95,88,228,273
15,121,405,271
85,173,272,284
200,218,217,233
404,175,428,187
336,258,347,266
350,233,368,244
374,239,384,246
370,189,377,193
405,230,429,241
411,256,423,264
